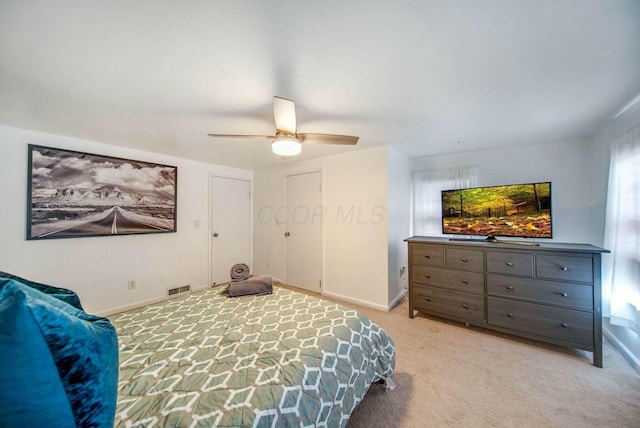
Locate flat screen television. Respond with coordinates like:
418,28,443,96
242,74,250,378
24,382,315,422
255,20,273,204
441,181,552,241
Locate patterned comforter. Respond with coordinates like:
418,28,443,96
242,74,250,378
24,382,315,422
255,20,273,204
110,285,395,427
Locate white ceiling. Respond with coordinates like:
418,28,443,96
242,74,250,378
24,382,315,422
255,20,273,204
1,1,639,170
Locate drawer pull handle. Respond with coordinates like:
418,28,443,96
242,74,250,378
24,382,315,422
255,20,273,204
461,303,469,309
505,261,514,267
425,296,431,302
560,266,568,271
424,273,431,279
560,292,568,297
505,285,514,291
461,279,469,285
506,312,514,318
561,323,568,328
461,257,469,262
424,254,431,259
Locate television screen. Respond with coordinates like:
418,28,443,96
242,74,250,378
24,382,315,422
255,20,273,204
441,182,552,239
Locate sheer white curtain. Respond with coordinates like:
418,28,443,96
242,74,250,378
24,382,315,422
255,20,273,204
413,166,478,235
603,123,640,334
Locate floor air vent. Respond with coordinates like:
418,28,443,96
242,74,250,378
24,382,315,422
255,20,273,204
168,285,191,296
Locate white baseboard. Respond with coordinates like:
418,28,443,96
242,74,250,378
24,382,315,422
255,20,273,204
603,323,640,374
322,290,391,312
99,281,403,316
98,283,210,317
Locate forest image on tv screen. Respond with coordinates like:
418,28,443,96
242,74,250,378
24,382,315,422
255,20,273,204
442,182,551,238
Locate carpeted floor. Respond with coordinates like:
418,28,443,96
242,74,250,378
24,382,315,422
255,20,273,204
284,286,640,428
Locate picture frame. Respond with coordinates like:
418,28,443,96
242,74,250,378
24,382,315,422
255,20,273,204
27,144,177,240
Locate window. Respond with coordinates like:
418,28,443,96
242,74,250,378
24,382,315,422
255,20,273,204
603,123,640,334
412,166,478,235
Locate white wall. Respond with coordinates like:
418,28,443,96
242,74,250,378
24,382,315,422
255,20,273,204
387,146,411,307
253,145,392,310
411,138,600,244
0,125,252,315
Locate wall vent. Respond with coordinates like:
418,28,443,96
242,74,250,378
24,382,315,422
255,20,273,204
168,285,191,296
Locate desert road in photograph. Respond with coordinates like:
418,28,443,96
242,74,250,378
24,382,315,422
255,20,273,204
34,206,173,239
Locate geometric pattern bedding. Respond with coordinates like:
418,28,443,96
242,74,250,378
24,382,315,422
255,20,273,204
109,285,395,427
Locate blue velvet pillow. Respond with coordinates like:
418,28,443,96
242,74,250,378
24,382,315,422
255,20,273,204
0,271,83,310
0,280,119,428
0,286,76,427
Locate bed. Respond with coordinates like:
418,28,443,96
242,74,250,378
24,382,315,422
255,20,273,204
110,285,396,427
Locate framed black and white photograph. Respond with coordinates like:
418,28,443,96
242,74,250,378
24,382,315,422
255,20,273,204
27,144,177,240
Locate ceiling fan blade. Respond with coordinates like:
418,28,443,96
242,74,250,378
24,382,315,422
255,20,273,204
273,96,297,135
297,133,359,145
207,133,274,139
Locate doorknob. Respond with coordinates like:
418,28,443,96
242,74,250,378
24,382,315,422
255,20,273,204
284,232,290,237
212,232,219,237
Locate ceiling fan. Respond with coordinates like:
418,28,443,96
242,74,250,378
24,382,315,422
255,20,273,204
208,96,359,157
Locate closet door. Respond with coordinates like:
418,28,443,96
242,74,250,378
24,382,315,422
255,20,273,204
210,176,251,286
285,171,323,292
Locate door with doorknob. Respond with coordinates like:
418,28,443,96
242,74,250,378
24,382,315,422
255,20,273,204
285,171,323,292
210,176,251,285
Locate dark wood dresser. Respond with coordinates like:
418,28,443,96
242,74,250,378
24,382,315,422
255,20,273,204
405,236,609,367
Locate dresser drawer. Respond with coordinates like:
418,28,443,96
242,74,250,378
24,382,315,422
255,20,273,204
411,244,445,267
446,248,484,272
487,251,534,277
413,285,485,323
536,254,593,283
487,297,593,347
413,265,484,293
487,274,593,311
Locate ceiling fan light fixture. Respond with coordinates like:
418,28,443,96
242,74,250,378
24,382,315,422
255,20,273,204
272,137,302,156
208,96,359,158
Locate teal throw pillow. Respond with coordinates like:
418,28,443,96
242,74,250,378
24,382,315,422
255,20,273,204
0,280,119,428
0,271,83,310
0,286,76,427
